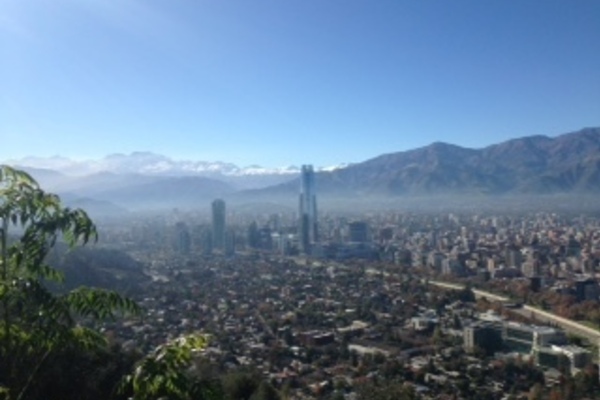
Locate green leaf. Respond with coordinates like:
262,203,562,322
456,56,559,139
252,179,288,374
0,165,141,399
121,333,209,400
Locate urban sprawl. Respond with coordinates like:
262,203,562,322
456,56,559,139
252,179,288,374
91,165,600,399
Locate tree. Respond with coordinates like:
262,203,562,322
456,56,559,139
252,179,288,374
120,334,209,400
0,166,140,399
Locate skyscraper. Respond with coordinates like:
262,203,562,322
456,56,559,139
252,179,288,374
173,221,191,254
299,165,317,254
212,199,226,252
348,221,369,243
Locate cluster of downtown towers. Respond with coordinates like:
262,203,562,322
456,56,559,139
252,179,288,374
210,164,318,254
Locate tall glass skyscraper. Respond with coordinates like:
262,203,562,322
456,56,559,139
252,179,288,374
299,165,318,254
212,198,226,252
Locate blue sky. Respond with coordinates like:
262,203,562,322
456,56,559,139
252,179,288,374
1,0,599,167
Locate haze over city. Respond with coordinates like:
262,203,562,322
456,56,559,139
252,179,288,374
4,2,600,400
2,0,599,167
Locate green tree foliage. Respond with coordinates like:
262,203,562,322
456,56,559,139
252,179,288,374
0,166,140,400
22,342,140,400
120,334,209,400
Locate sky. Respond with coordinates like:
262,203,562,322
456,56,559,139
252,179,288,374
1,0,599,168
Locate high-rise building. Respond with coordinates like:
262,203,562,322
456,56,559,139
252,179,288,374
299,165,318,254
173,222,191,254
246,221,260,249
200,228,213,255
225,228,235,256
348,221,369,243
212,199,226,252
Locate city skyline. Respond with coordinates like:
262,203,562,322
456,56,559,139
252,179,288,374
2,1,599,167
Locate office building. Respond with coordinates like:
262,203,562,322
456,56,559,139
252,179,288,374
503,322,565,353
224,228,235,256
200,228,213,255
575,278,599,302
463,321,503,355
212,199,226,252
173,222,191,255
348,221,369,243
299,165,318,254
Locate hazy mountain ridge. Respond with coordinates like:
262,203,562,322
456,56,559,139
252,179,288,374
14,167,236,212
324,127,600,195
246,127,600,198
8,152,351,196
7,152,346,178
5,127,600,212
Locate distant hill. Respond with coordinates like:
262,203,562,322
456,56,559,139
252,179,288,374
18,166,72,189
90,175,236,209
61,195,129,218
334,126,600,195
18,170,235,211
247,127,600,197
7,152,307,190
47,245,149,294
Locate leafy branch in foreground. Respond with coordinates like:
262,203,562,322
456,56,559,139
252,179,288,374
0,165,141,400
120,334,209,400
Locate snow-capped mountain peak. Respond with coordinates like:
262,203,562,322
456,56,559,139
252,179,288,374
4,153,346,177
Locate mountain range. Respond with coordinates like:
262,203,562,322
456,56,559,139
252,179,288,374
5,127,600,213
7,152,346,181
317,126,600,195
